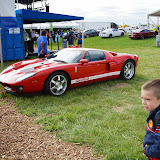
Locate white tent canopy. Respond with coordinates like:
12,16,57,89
23,21,79,30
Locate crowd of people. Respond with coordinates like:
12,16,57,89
24,29,83,58
45,29,82,47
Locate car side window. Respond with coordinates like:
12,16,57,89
83,51,106,62
83,52,91,61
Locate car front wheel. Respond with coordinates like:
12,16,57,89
141,35,144,39
120,60,135,80
109,34,112,38
43,71,69,96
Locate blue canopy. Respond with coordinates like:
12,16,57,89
16,9,84,24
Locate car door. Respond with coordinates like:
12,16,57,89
148,30,154,37
75,50,109,85
89,29,95,37
112,29,118,37
142,30,149,38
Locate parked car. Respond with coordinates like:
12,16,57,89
148,27,159,35
118,28,127,33
97,28,105,33
129,29,155,39
83,29,99,38
99,28,124,38
0,48,138,96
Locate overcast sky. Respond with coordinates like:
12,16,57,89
47,0,160,25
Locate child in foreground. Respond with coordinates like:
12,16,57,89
141,79,160,160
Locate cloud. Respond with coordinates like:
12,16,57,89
47,0,160,25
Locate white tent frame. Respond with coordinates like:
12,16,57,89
147,9,160,28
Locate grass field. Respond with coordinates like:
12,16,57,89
0,34,160,159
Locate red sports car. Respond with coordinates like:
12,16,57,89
0,48,138,96
129,29,155,39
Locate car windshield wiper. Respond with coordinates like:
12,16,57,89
53,60,67,63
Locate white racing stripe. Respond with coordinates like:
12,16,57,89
71,71,120,84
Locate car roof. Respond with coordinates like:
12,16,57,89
62,48,103,52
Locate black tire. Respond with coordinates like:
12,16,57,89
155,31,158,35
120,60,135,80
141,35,144,39
43,71,69,96
109,34,112,38
121,32,124,36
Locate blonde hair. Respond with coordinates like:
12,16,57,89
141,79,160,99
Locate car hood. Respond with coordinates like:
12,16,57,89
0,58,66,83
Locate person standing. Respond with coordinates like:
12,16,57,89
51,31,55,43
77,32,82,47
47,32,50,45
37,30,49,58
35,32,39,47
23,30,29,58
141,79,160,160
68,31,74,47
31,31,36,52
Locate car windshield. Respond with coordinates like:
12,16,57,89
47,49,85,64
104,29,112,32
133,29,143,33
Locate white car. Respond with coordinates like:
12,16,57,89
99,28,124,38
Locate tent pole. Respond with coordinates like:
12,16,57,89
82,20,84,48
0,27,3,71
16,0,19,9
33,0,35,10
147,14,149,28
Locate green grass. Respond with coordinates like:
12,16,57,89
1,34,160,159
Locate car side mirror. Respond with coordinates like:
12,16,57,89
80,59,89,64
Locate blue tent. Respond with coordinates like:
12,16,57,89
16,9,84,24
1,9,84,61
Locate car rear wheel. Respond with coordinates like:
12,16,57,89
155,31,158,35
109,34,112,38
121,32,124,36
141,35,144,39
120,60,135,80
43,71,69,96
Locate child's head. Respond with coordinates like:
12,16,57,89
141,79,160,111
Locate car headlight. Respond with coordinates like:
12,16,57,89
16,72,36,82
